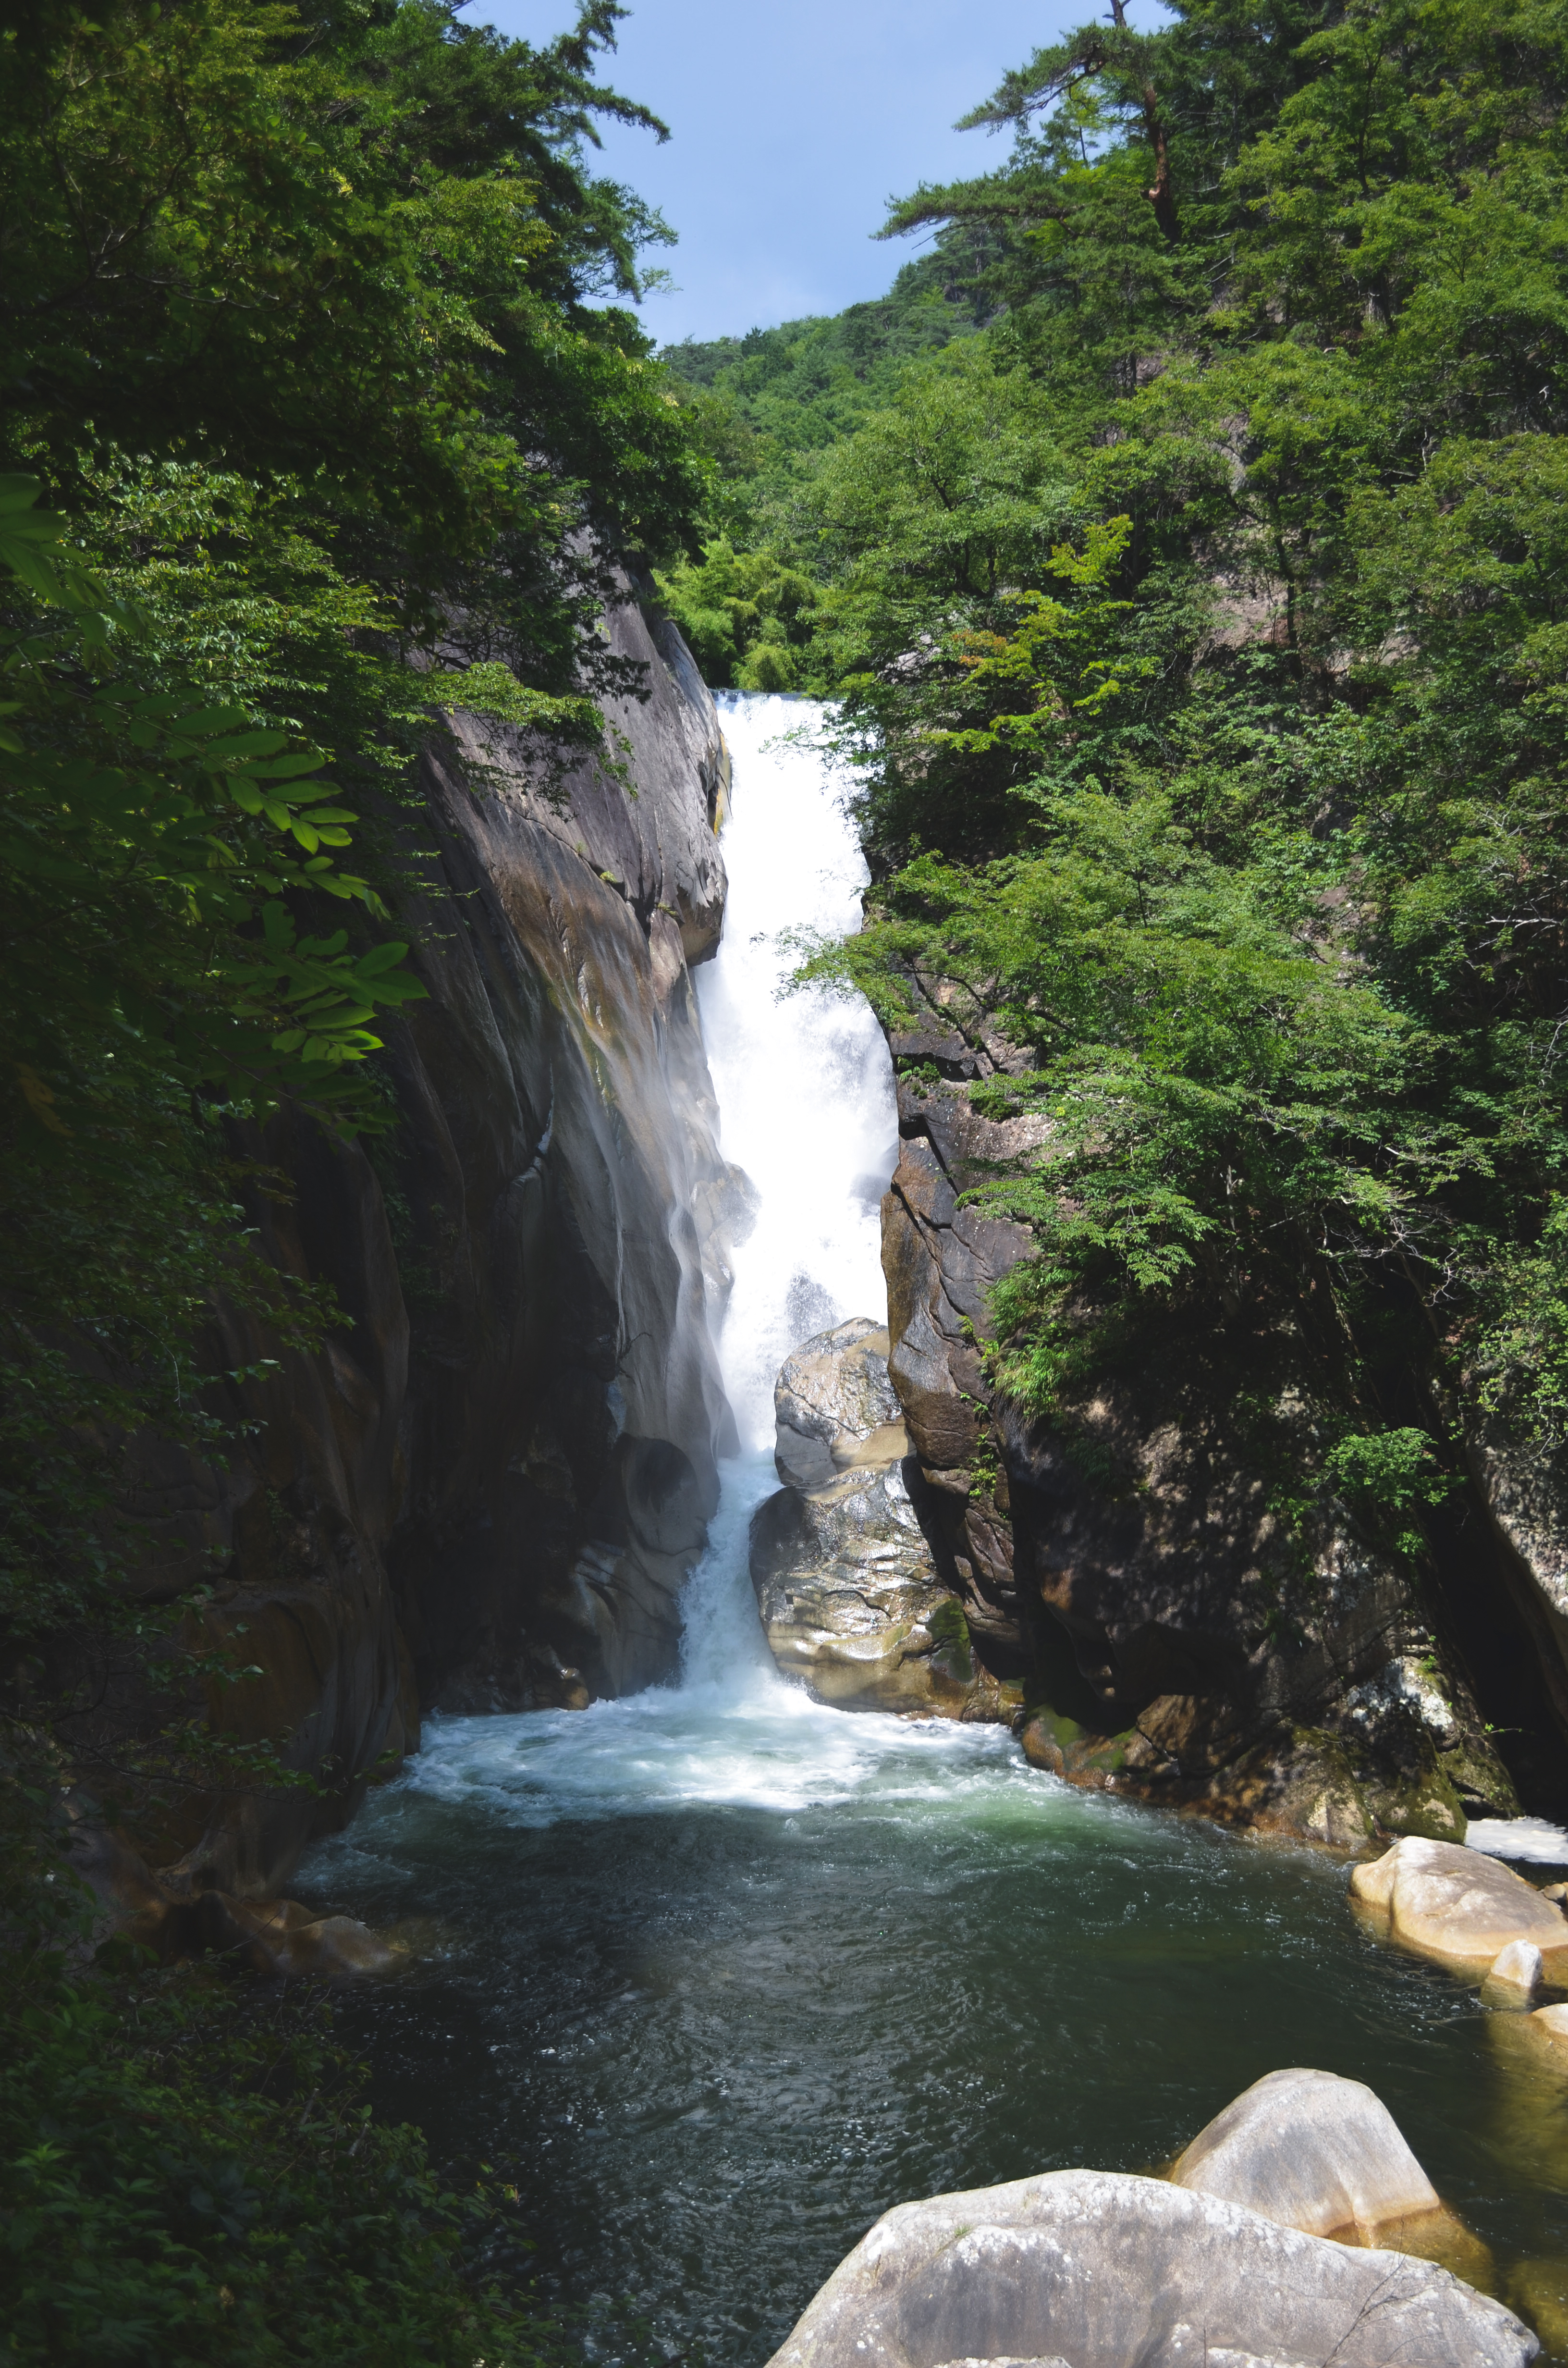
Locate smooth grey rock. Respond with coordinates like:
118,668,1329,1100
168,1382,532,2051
754,1320,999,1714
1170,2067,1440,2240
1350,1837,1568,1980
750,1460,983,1713
774,1317,904,1491
763,2168,1536,2368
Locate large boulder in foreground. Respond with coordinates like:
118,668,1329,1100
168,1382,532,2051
751,1319,1006,1718
1169,2064,1489,2281
1350,1835,1568,1980
762,2167,1534,2368
1172,2066,1438,2240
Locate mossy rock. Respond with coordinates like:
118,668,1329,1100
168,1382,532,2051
1020,1706,1133,1782
925,1596,977,1685
1365,1746,1469,1844
1441,1738,1521,1821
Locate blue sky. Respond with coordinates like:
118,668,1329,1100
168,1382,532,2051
471,0,1091,345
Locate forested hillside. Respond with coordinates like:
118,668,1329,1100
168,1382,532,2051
0,4,699,2357
664,0,1568,1680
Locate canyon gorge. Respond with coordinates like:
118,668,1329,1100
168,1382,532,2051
87,670,1566,2366
20,3,1568,2360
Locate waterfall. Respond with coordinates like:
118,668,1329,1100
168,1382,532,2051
297,699,1548,2366
672,694,895,1693
324,695,1006,1808
696,694,897,1453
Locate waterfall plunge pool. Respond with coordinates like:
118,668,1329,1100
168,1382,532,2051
298,698,1568,2364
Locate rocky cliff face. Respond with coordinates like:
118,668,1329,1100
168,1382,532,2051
872,966,1539,1848
110,594,739,1900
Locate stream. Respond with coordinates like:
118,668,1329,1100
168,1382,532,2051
299,694,1568,2364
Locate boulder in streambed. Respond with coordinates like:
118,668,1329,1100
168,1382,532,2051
761,2167,1534,2368
751,1319,1006,1717
772,1318,907,1491
1167,2065,1489,2280
188,1890,403,1978
749,1458,998,1716
1484,1939,1546,2008
1349,1835,1568,1980
1171,2066,1438,2238
70,1818,400,1978
1490,2000,1568,2067
1510,2260,1568,2366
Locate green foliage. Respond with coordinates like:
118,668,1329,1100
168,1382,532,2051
0,478,425,1689
0,483,426,1126
1326,1428,1454,1557
653,245,1003,682
653,537,817,688
1327,1429,1451,1514
0,0,702,689
0,1774,565,2368
0,0,708,1681
745,0,1568,1527
659,244,993,526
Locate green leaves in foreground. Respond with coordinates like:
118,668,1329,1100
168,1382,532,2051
0,1809,566,2368
0,478,425,1138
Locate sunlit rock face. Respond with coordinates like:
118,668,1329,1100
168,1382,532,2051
876,1052,1521,1846
748,1318,1004,1717
763,2165,1534,2368
100,592,740,1897
772,1318,907,1493
1167,2065,1492,2284
1351,1835,1568,1980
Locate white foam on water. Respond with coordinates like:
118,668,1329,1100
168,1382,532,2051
397,1680,1041,1832
1465,1816,1568,1862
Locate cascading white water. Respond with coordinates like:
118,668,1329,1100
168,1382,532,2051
696,694,896,1452
671,691,899,1697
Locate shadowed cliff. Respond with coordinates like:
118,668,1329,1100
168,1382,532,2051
97,596,740,1901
